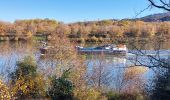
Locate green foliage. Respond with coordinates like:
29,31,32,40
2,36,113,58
73,88,103,100
106,91,121,100
11,56,37,80
32,36,47,41
48,69,74,100
106,91,145,100
10,56,46,99
99,20,113,26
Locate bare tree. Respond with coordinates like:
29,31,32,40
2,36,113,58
130,0,170,69
148,0,170,11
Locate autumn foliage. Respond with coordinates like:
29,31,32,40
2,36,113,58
0,19,170,42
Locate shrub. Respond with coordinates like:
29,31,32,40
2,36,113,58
48,69,74,100
10,56,37,80
106,91,145,100
151,69,170,100
106,91,121,100
73,88,103,100
10,56,46,99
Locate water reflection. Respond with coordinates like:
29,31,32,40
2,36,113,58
86,55,127,67
0,41,169,90
85,54,149,92
0,41,36,80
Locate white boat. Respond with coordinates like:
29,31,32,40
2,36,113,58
76,44,128,55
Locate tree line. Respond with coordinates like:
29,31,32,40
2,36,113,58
0,19,170,42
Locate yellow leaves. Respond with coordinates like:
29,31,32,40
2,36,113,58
73,87,102,100
11,75,46,98
124,66,148,80
100,20,113,26
12,77,26,95
135,21,145,27
121,66,149,94
8,56,46,99
0,80,12,100
27,31,33,37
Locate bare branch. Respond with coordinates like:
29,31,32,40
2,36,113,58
148,0,170,11
135,5,152,18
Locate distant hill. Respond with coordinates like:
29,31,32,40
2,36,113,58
139,12,170,22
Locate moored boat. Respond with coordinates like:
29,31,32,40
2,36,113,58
76,44,128,55
40,44,128,56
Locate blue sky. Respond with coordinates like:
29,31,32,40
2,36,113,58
0,0,165,23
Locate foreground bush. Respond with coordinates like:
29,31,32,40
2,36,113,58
106,91,145,100
48,69,74,100
151,69,170,100
74,88,103,100
10,56,46,99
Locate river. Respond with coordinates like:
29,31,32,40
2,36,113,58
0,40,169,90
